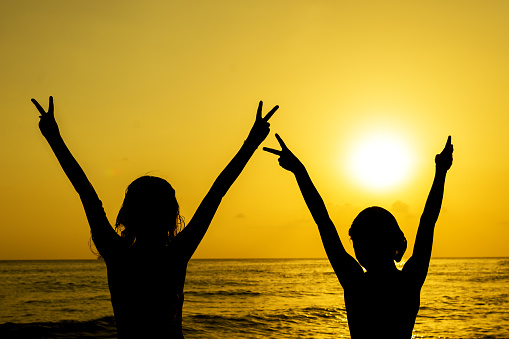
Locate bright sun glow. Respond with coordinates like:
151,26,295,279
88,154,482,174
348,133,413,190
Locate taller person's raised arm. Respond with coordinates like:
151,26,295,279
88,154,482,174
31,96,118,255
174,101,279,261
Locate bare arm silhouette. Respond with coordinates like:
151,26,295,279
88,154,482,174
174,101,279,261
264,135,363,288
31,96,118,255
405,136,453,286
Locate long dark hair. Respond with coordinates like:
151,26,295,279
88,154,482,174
115,176,185,246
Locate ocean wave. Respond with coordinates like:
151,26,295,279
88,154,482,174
186,305,349,338
468,274,509,283
470,293,508,307
497,259,509,266
186,313,278,339
249,306,347,323
0,317,117,339
186,289,262,297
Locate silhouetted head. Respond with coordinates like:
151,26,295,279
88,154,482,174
115,176,184,247
349,206,407,270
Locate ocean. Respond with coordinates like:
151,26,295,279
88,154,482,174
0,258,507,338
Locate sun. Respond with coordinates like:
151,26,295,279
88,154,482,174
347,132,413,190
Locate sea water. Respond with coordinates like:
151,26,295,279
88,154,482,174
0,258,507,338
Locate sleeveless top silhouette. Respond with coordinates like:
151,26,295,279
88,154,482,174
86,195,187,339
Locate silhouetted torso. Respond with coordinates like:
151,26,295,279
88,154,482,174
104,245,187,339
344,269,420,339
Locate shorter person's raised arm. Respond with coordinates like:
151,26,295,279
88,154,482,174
174,101,278,261
264,135,363,288
405,136,453,286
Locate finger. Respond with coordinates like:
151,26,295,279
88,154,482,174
263,147,282,155
275,133,288,150
263,105,279,122
257,101,263,120
31,98,46,115
444,135,451,149
442,136,453,155
49,96,54,115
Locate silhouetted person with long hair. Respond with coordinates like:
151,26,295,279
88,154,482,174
264,134,453,338
31,96,278,339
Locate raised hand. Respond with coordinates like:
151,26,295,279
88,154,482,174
245,101,279,146
31,96,60,139
435,136,453,172
263,134,305,173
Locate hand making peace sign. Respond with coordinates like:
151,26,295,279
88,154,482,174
245,101,279,146
31,96,60,140
263,134,305,173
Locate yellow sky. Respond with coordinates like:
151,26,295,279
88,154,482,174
1,1,508,259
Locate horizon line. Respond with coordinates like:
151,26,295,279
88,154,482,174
1,256,508,261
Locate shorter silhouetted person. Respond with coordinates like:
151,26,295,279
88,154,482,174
31,96,278,339
264,134,453,339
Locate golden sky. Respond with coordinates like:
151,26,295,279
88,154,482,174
1,1,508,259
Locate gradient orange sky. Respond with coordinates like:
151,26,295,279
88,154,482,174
1,1,508,259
